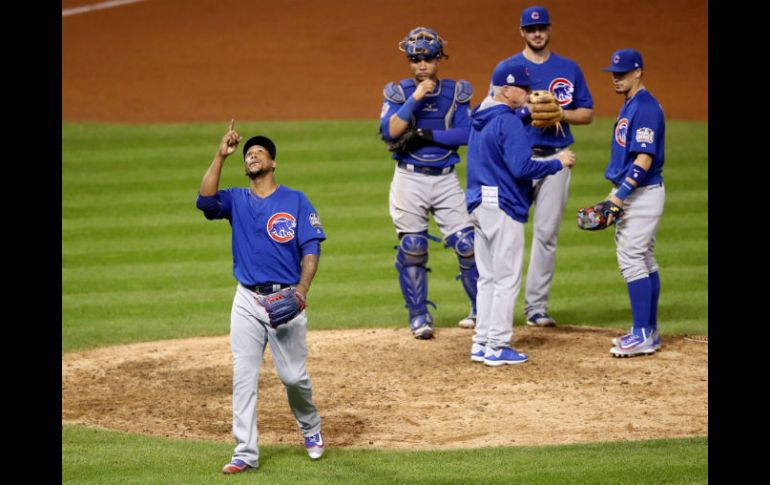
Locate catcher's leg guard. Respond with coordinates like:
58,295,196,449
394,232,430,320
445,227,478,315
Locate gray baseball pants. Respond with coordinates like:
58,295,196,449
228,283,321,467
470,202,525,349
613,184,666,282
524,152,571,319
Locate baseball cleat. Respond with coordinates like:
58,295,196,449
304,431,325,460
526,312,556,327
483,346,529,366
610,327,657,357
470,342,485,362
222,459,256,474
458,313,476,329
410,313,434,339
615,329,661,350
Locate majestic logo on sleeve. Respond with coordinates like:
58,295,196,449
266,212,296,243
548,78,575,106
615,118,629,147
635,127,654,145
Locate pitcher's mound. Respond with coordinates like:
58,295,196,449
62,325,707,449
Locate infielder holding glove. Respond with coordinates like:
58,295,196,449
196,120,326,473
490,6,594,328
577,49,666,358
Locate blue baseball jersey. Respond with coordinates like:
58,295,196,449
379,78,471,169
196,186,326,286
495,53,593,148
466,103,562,223
604,89,665,186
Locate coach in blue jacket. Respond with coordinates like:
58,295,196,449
466,59,576,367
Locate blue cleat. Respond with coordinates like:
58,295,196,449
526,312,556,327
410,313,434,339
470,342,485,362
222,459,256,474
610,327,657,357
304,431,325,460
483,346,529,366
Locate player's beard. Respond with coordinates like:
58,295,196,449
245,163,273,180
526,37,549,53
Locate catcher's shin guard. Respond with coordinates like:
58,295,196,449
446,227,478,314
395,233,430,318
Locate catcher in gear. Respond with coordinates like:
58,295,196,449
196,120,327,473
379,26,479,338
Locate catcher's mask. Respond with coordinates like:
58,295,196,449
398,27,448,62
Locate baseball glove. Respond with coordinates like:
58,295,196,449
529,90,565,137
381,128,424,153
576,200,624,230
256,287,306,328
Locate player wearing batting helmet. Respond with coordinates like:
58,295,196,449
379,27,479,339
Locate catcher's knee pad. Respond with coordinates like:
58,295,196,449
395,233,430,317
445,227,475,259
446,228,478,310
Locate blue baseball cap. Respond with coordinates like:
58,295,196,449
492,59,536,88
602,48,644,73
520,6,551,27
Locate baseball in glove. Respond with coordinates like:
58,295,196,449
576,200,624,230
256,287,306,328
529,90,565,137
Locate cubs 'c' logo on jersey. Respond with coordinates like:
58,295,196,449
615,118,629,147
266,212,296,243
548,78,574,106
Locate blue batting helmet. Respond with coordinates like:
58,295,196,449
398,27,448,60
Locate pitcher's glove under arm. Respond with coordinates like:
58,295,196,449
256,287,306,328
577,200,624,230
529,90,565,136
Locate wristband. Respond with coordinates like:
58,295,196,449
396,96,418,122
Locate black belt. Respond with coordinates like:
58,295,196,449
397,162,454,175
531,146,566,158
242,282,293,295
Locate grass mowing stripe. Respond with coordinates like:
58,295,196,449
63,119,707,353
62,425,707,485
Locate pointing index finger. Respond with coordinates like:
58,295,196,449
229,119,235,132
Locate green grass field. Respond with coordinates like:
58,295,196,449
62,118,708,483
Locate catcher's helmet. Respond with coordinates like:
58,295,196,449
398,27,448,61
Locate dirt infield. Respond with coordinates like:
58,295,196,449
62,326,707,449
62,0,707,122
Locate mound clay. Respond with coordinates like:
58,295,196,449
62,326,707,449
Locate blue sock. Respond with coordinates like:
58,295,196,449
649,271,660,332
627,277,652,332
